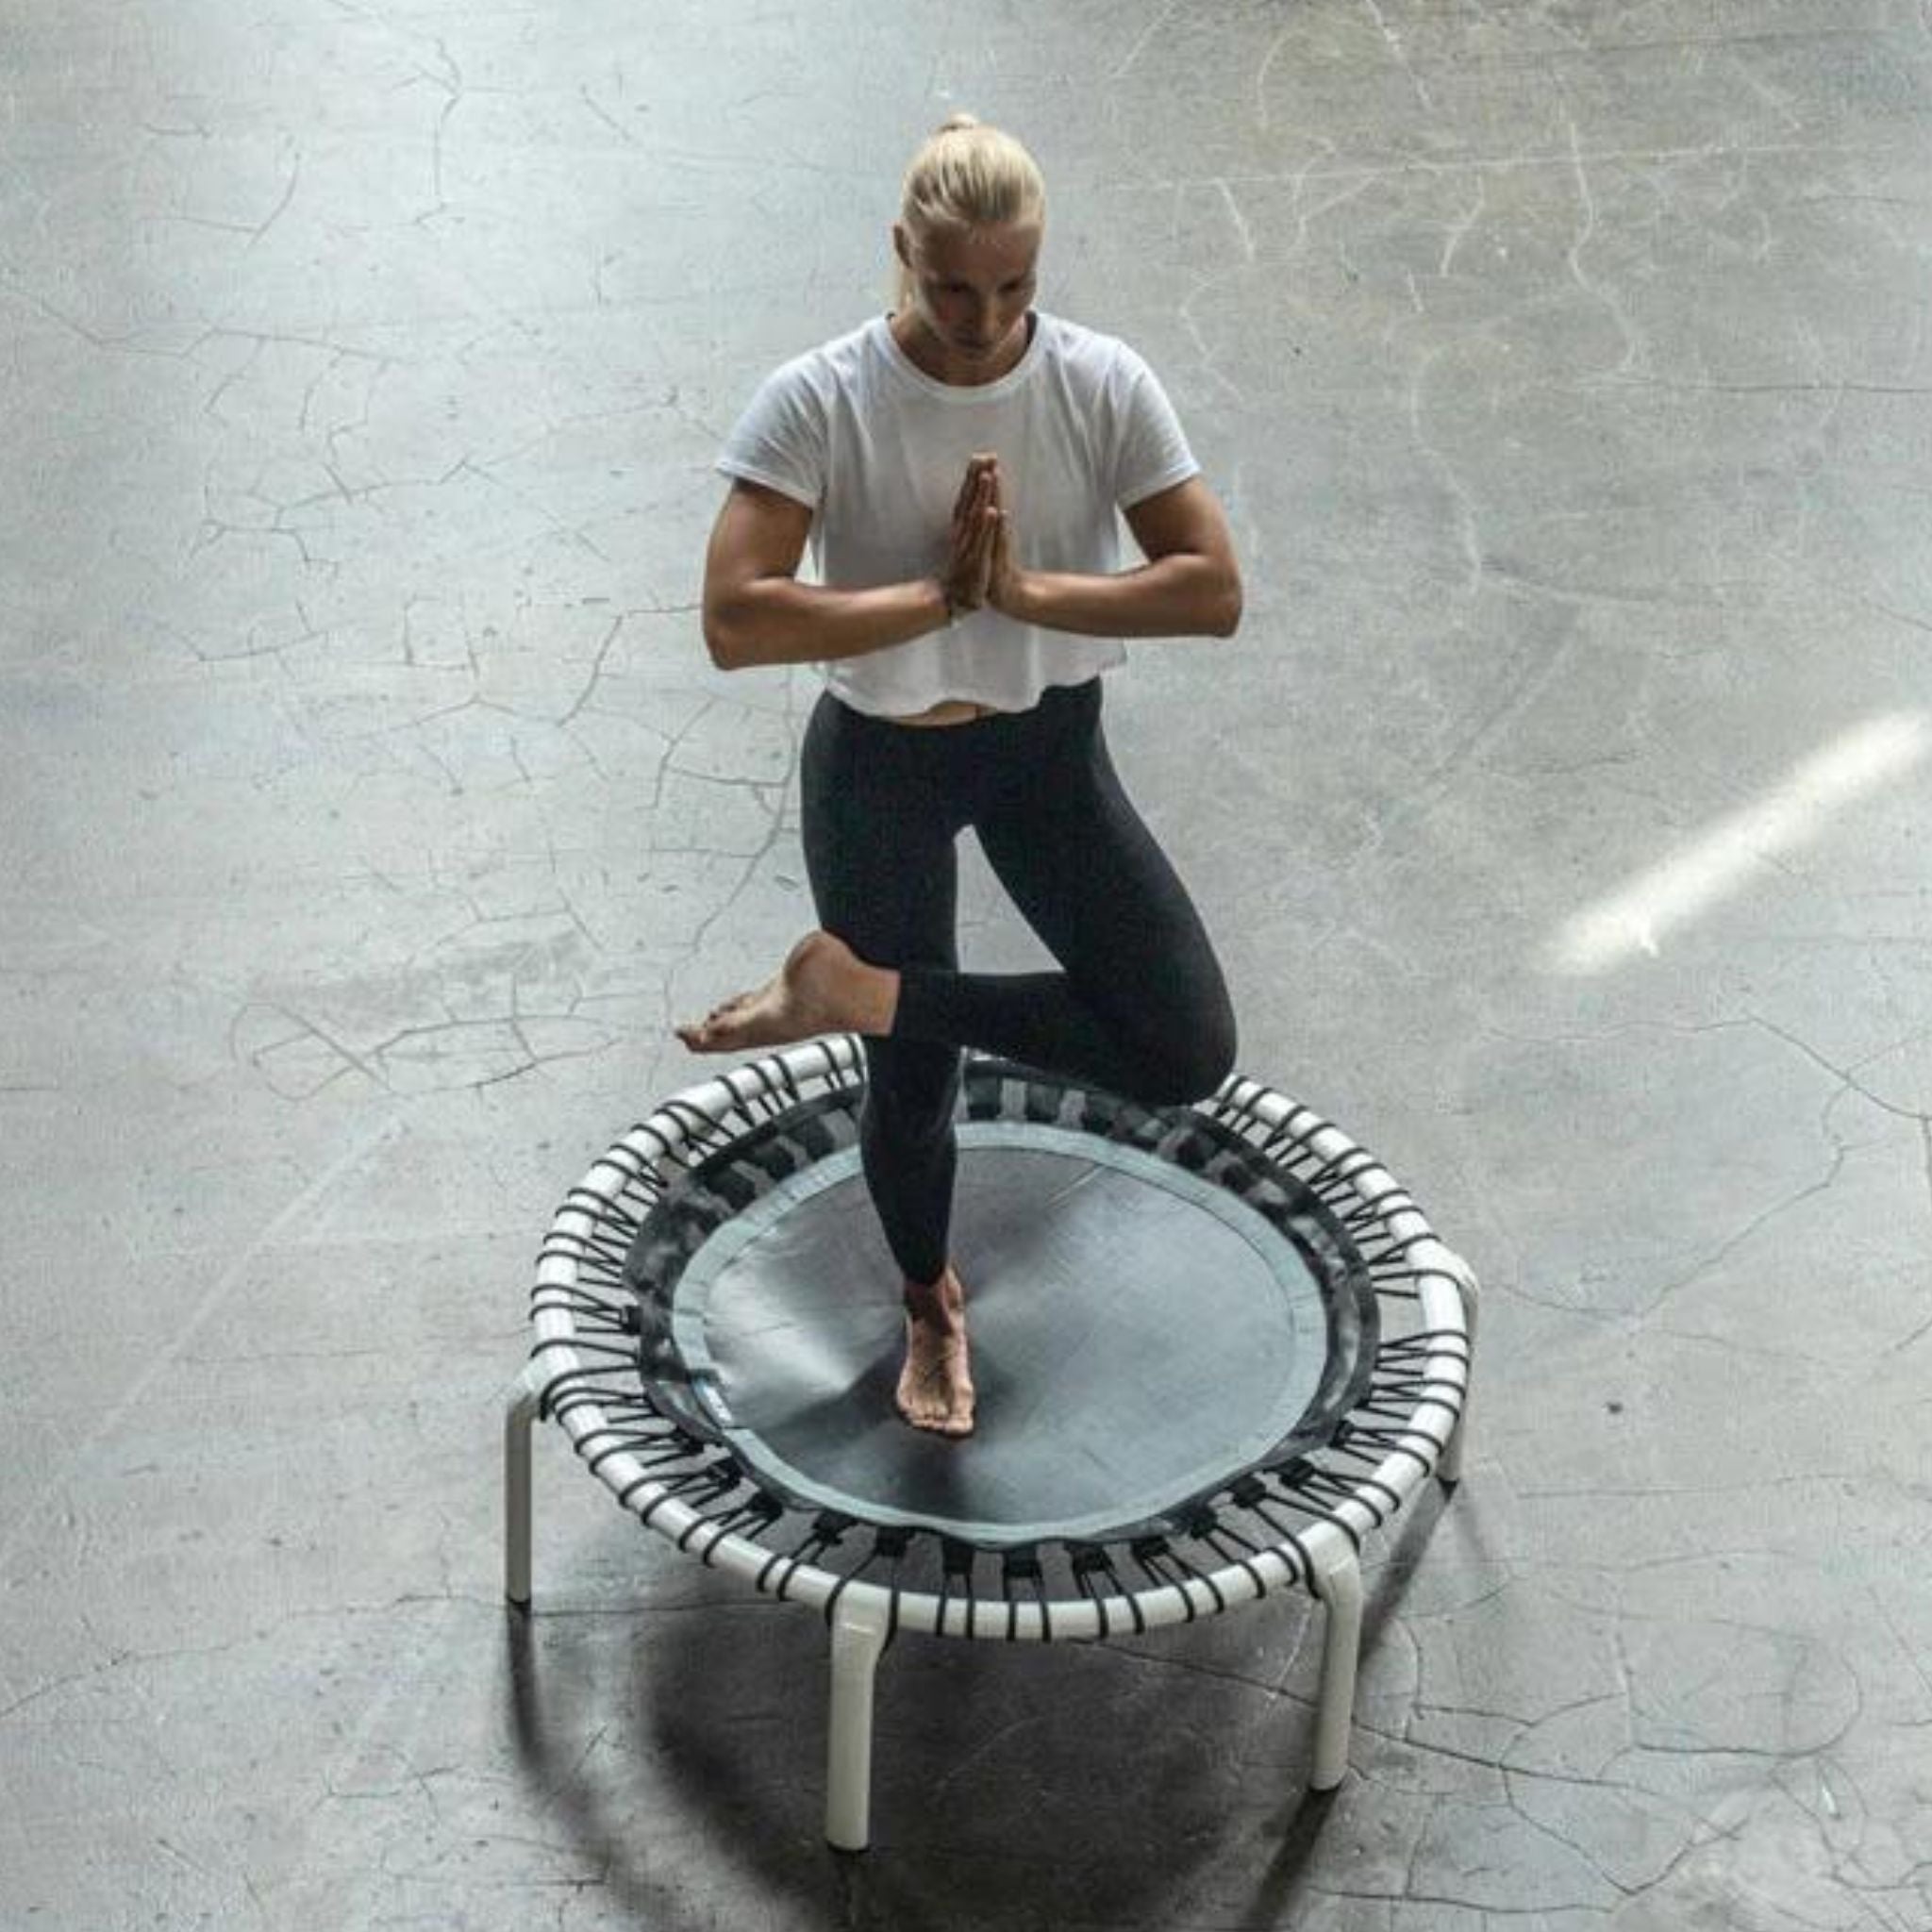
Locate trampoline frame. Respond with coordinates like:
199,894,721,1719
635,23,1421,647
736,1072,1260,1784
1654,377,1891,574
505,1037,1477,1851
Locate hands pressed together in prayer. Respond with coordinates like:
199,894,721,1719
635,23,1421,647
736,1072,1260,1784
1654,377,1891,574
939,453,1024,622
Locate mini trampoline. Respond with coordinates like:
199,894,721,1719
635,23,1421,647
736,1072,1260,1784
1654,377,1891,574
506,1039,1477,1850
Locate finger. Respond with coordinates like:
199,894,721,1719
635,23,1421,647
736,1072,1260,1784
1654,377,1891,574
952,453,997,524
951,459,982,525
966,500,997,564
943,521,984,608
942,565,979,613
969,508,998,597
948,485,1002,602
986,508,1008,589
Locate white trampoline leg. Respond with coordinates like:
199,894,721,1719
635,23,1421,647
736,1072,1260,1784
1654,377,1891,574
505,1365,542,1609
1438,1257,1482,1487
1308,1543,1364,1791
824,1595,890,1853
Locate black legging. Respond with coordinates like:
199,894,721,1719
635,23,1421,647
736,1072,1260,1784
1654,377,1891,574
801,676,1237,1286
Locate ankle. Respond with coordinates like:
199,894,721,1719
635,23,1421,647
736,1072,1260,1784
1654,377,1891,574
858,963,901,1037
904,1269,963,1324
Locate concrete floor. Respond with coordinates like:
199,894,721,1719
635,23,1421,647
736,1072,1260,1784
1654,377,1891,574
5,1,1930,1926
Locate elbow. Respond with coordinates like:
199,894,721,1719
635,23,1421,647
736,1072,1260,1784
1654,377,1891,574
701,598,749,672
704,572,793,671
1210,571,1243,639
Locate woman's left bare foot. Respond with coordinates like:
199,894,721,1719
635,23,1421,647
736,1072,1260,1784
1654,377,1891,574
675,930,898,1054
897,1266,974,1438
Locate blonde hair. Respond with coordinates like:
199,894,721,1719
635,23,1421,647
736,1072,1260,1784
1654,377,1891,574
895,114,1047,309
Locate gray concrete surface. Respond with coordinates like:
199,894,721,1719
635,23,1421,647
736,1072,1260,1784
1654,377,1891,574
4,2,1930,1927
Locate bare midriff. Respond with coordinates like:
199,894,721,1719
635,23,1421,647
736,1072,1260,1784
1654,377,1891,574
890,699,1004,728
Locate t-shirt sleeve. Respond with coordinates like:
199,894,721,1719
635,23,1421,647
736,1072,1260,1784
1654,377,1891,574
1111,348,1201,508
715,358,826,509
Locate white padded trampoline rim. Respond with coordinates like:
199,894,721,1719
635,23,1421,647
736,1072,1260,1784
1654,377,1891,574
529,1038,1474,1642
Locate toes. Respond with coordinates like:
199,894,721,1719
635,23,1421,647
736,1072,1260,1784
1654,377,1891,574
896,1379,963,1433
676,989,762,1052
895,1377,974,1435
908,1410,971,1438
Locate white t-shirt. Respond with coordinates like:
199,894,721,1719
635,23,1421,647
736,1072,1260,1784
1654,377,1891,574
715,311,1200,717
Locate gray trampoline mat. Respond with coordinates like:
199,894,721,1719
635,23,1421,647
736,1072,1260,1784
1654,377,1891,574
671,1123,1332,1544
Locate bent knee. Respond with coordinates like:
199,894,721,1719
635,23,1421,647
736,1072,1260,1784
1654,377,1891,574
1123,1001,1238,1108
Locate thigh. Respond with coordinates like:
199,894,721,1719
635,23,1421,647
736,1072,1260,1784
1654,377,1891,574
801,696,963,1148
801,694,958,971
974,714,1224,1015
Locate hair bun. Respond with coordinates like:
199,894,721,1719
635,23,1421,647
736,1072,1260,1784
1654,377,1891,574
937,111,981,134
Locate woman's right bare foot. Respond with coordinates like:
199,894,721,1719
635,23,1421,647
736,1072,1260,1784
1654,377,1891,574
675,930,899,1054
897,1267,974,1439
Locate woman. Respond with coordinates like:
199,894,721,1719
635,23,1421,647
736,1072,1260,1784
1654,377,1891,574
676,115,1241,1440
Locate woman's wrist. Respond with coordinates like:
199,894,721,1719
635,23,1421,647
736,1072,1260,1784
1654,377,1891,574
991,567,1035,625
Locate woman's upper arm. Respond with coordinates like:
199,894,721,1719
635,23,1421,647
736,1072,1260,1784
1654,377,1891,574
1122,475,1234,569
1123,476,1243,633
701,480,815,663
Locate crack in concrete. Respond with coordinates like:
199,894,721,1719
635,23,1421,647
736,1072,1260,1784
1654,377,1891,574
1407,342,1485,601
1748,1011,1930,1125
1344,598,1582,863
1096,1636,1308,1704
1109,0,1180,82
1557,105,1642,377
0,1587,500,1726
555,615,626,727
1178,269,1255,406
684,736,803,956
1591,25,1927,59
1518,1469,1879,1504
234,1001,383,1097
1358,0,1435,112
1213,177,1256,264
1648,1141,1849,1309
1439,175,1487,277
247,146,302,250
577,86,638,147
1145,136,1896,196
1253,23,1297,130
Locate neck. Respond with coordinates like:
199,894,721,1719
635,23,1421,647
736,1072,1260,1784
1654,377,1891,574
890,310,1035,388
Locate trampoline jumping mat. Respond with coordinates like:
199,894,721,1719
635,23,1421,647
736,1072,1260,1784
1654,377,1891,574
627,1116,1373,1548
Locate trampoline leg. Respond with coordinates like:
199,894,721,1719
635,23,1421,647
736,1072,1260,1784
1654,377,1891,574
824,1595,890,1853
1308,1544,1364,1792
1438,1257,1482,1487
505,1365,542,1610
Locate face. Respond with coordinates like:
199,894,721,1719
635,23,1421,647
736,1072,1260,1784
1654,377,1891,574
896,218,1041,365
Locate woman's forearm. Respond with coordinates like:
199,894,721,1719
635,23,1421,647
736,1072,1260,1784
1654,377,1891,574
706,551,1241,671
1007,553,1241,640
705,575,953,670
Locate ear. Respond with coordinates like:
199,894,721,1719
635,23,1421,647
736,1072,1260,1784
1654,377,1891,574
891,223,913,272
